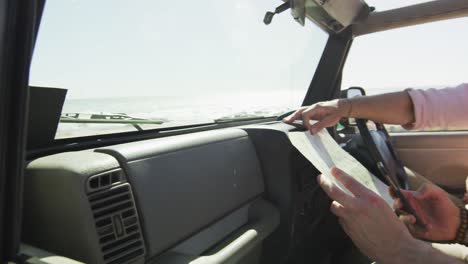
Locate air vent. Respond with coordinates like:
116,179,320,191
89,183,145,264
87,170,124,193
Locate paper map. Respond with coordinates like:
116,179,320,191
288,129,392,206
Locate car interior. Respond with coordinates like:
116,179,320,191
1,0,468,264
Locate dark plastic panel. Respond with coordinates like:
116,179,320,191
27,86,67,149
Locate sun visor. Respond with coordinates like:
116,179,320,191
291,0,369,32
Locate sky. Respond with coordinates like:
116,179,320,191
29,0,327,100
29,0,468,99
343,0,468,93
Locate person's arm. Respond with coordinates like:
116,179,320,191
284,83,468,134
405,83,468,130
347,91,414,125
283,91,414,134
318,168,465,264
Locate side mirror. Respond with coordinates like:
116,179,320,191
340,87,366,127
341,86,366,99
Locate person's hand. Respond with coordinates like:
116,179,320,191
318,167,415,264
282,99,350,134
392,183,460,242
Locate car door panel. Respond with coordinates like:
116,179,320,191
392,131,468,189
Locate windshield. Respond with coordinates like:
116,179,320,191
29,1,328,139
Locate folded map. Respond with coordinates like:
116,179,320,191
288,129,393,206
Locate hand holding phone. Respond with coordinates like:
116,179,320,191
377,162,427,230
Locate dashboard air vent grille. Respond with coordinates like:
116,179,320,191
89,183,145,264
87,170,123,193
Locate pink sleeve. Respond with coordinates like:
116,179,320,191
403,83,468,130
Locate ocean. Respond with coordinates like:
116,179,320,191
57,91,304,138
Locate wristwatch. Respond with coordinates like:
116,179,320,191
455,204,468,245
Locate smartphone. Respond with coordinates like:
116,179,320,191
377,162,426,230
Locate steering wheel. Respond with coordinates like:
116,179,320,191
355,118,410,190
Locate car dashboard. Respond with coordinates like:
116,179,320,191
22,122,346,264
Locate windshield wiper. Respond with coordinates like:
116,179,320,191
214,115,276,124
60,113,166,131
